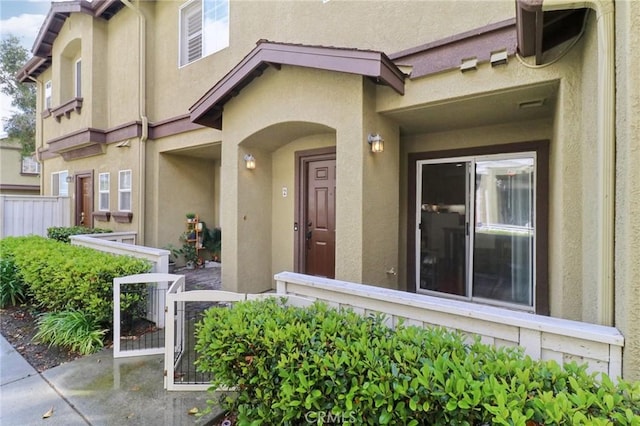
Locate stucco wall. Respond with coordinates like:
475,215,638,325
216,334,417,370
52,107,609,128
0,142,40,194
145,126,221,250
41,143,142,232
148,0,515,123
220,65,405,292
615,0,640,381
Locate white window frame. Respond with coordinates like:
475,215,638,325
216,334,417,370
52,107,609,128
99,172,110,211
179,0,229,67
75,59,82,97
44,80,52,109
21,156,40,175
51,171,69,196
118,170,132,212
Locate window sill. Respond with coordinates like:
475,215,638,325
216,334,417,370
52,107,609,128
50,97,83,122
92,211,111,222
112,211,133,223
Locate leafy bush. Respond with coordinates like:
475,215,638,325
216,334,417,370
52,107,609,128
195,299,640,425
34,310,107,355
47,226,112,243
0,256,27,307
1,236,151,325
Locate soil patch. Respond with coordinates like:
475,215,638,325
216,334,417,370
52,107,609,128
0,305,82,372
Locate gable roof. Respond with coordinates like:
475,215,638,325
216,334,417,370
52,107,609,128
17,0,124,82
189,40,406,129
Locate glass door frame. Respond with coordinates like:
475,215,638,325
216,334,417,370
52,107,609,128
415,157,473,300
415,151,537,311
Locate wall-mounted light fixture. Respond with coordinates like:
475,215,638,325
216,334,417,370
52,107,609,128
243,154,256,170
65,174,74,183
367,134,384,153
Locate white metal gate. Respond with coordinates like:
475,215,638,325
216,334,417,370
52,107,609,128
164,280,248,391
113,273,179,358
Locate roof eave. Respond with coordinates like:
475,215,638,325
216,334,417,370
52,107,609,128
20,0,125,82
190,41,405,129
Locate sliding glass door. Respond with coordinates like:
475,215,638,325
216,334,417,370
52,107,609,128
416,153,536,309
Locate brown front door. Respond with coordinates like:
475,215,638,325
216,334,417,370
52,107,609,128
297,150,336,278
75,172,93,227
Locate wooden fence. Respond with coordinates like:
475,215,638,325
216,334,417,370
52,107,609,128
0,195,70,238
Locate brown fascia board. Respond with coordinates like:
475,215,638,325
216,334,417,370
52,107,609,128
389,18,517,78
190,41,405,129
17,56,49,83
516,0,544,60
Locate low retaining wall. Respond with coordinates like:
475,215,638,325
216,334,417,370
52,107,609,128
275,271,624,379
70,234,169,273
82,231,137,244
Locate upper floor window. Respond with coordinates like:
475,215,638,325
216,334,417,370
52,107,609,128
75,59,82,97
118,170,132,211
44,80,52,109
99,172,110,211
179,0,229,66
52,170,69,196
21,156,40,175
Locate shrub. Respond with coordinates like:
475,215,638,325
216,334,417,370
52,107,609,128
1,236,151,325
195,299,640,425
47,226,112,243
34,310,107,355
0,256,27,307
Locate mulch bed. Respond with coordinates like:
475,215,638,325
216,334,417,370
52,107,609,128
0,305,82,372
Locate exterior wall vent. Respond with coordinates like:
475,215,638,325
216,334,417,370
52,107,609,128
490,49,509,66
518,99,545,109
460,57,478,72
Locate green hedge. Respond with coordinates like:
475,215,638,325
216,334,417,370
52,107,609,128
47,226,112,243
195,299,640,425
0,236,151,325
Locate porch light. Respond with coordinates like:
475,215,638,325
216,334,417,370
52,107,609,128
244,154,256,170
65,174,73,183
367,134,384,153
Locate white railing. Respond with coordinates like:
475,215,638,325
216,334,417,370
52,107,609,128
0,195,70,238
275,272,625,379
70,234,169,273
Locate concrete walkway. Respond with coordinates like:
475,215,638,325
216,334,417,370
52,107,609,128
0,334,222,426
0,266,224,426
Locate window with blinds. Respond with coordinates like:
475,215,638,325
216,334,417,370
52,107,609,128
179,0,229,67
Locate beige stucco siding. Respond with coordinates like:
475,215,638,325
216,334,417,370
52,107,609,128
0,143,40,194
145,127,221,250
148,0,515,125
615,0,640,381
220,65,403,292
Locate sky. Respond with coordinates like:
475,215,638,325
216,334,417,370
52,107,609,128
1,0,54,137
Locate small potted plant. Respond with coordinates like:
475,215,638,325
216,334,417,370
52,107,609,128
179,243,198,269
185,213,196,223
162,244,181,273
